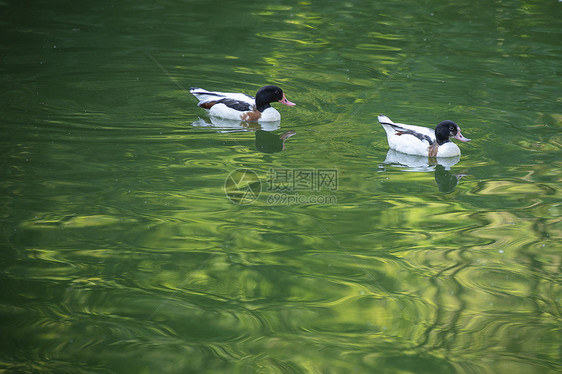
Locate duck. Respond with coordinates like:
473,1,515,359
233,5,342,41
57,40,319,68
190,85,295,122
377,115,470,157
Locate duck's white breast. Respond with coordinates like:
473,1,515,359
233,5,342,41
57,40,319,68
435,142,461,157
258,107,281,122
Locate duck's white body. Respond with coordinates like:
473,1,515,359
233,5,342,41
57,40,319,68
377,115,470,158
210,104,281,122
190,86,295,122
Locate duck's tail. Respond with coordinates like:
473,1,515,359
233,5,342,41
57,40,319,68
377,115,394,125
189,87,224,104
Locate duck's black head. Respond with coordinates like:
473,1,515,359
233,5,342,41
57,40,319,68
435,120,471,145
255,85,295,112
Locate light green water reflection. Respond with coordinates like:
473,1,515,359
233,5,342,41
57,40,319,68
1,0,560,373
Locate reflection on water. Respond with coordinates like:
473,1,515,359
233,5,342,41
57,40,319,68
190,116,281,132
190,118,295,153
1,0,561,373
382,149,460,171
434,165,467,193
255,130,296,153
380,149,466,192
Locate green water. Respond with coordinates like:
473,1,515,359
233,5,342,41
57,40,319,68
1,0,561,373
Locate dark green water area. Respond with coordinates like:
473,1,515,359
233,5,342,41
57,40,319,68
1,0,560,373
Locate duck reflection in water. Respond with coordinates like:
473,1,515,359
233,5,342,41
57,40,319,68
190,116,295,153
255,130,296,153
190,116,281,132
381,150,468,193
434,165,468,193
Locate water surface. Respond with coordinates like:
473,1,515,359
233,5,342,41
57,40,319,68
1,0,561,373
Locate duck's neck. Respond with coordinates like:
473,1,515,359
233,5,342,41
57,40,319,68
255,98,271,112
435,137,450,146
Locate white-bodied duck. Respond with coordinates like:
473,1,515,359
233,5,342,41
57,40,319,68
190,85,295,122
378,115,471,157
